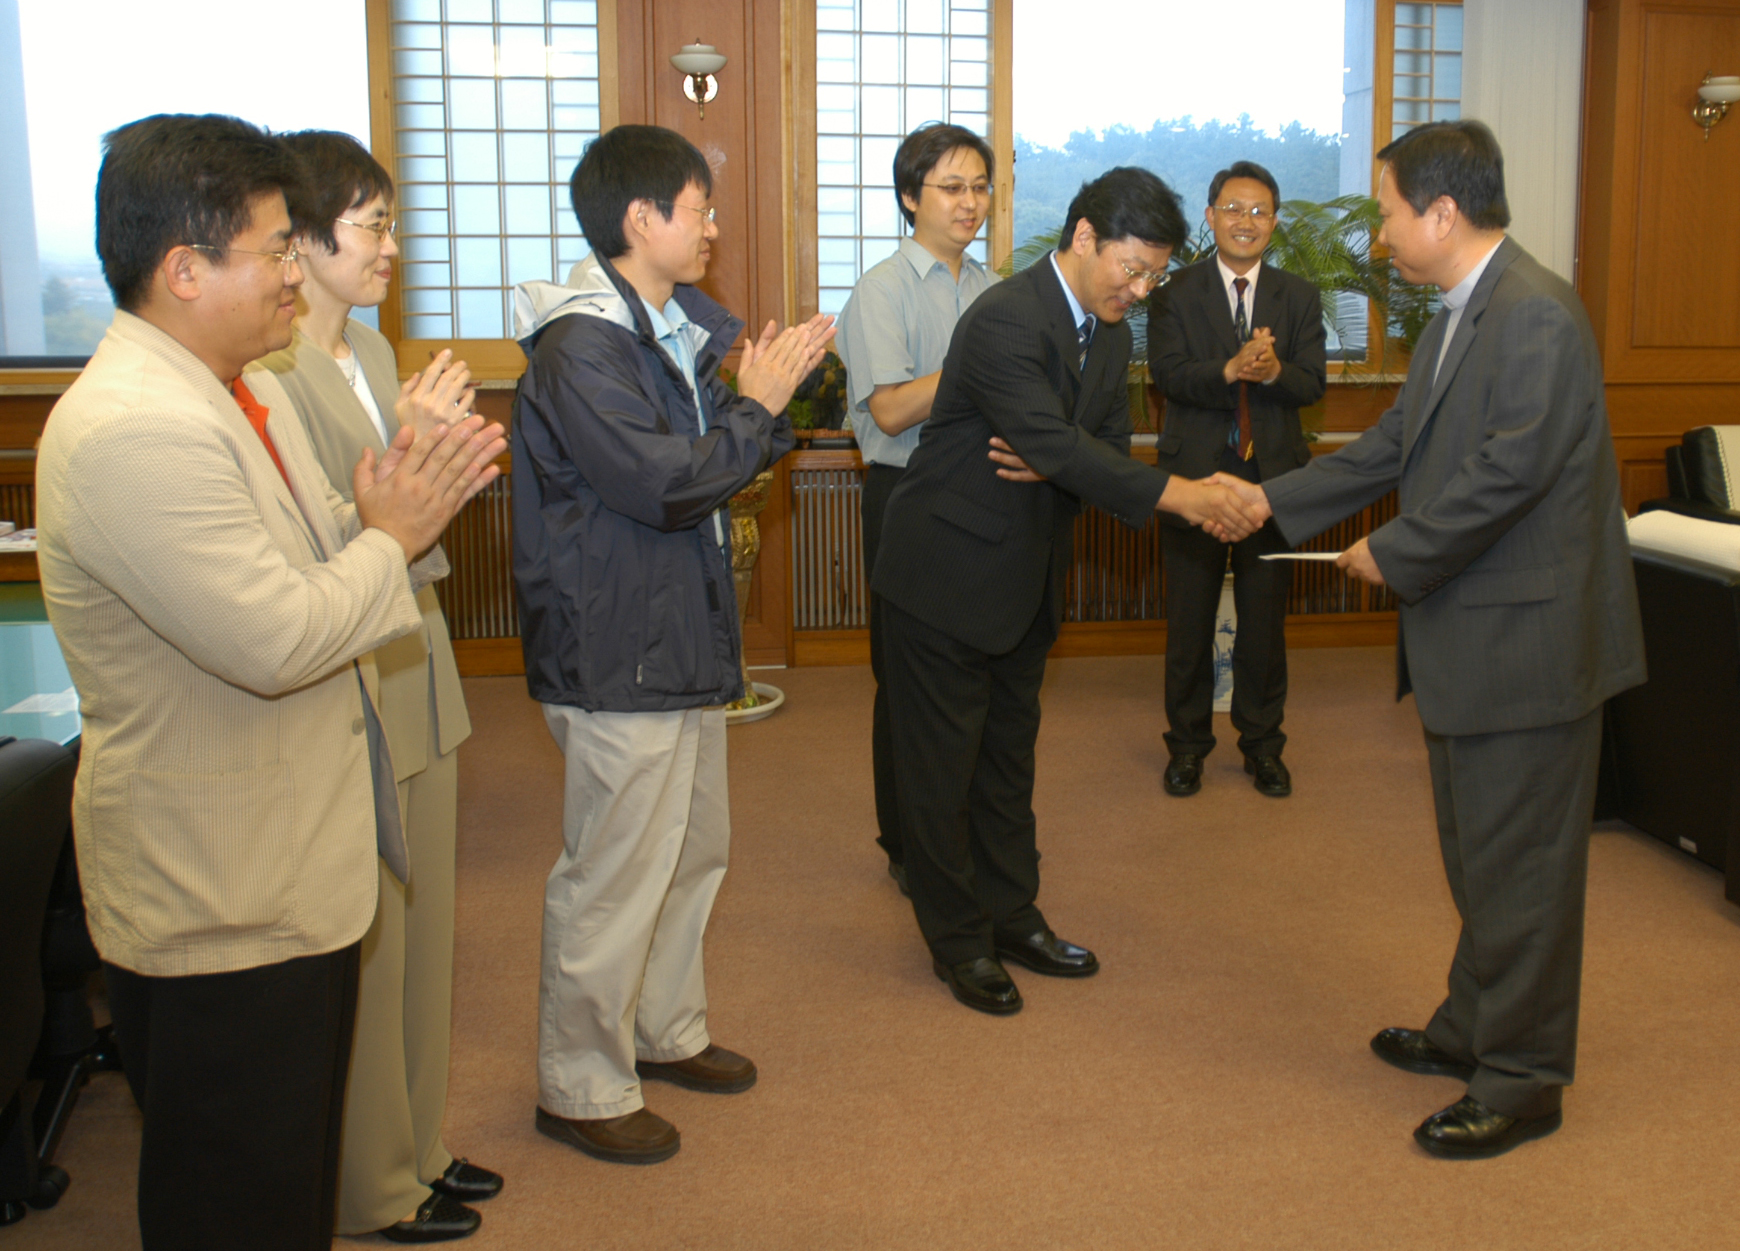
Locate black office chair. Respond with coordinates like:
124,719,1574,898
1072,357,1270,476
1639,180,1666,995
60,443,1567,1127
0,735,77,1226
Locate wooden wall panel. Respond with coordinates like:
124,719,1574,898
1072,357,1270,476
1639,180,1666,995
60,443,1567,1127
1630,10,1740,348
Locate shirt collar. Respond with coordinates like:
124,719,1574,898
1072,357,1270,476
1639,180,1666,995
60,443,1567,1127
1216,255,1261,293
898,235,987,285
1048,250,1091,333
639,293,690,339
1440,238,1505,311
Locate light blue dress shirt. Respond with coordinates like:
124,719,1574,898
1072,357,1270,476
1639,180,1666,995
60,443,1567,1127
643,294,728,550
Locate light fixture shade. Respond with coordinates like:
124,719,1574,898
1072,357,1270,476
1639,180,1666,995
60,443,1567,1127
671,44,727,76
1698,77,1740,104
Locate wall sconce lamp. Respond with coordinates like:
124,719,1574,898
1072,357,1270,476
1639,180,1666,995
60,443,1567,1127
671,42,727,120
1693,73,1740,140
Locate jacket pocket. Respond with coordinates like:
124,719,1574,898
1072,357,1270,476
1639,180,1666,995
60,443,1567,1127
931,489,1009,543
128,764,297,947
1456,566,1558,607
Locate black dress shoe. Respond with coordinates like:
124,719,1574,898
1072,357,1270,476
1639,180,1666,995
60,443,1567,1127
932,957,1022,1014
380,1192,481,1243
994,929,1099,978
1245,753,1291,796
431,1158,502,1202
1414,1096,1562,1159
1163,753,1203,796
888,861,911,898
1370,1027,1476,1080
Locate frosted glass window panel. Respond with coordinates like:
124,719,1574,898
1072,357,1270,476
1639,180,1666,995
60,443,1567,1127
862,0,901,32
1434,6,1462,50
391,0,598,341
1394,75,1426,100
862,34,901,84
813,0,996,309
1434,53,1461,100
1395,23,1430,51
1396,3,1430,23
395,50,443,76
862,86,902,135
455,239,504,288
1394,99,1429,123
907,35,945,82
505,185,553,235
453,185,501,234
1394,51,1429,75
507,237,557,286
905,86,945,124
447,27,497,76
458,291,506,339
966,239,986,263
501,80,550,130
1432,102,1460,121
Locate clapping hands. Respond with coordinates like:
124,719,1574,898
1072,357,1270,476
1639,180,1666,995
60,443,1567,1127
737,314,838,418
396,349,476,438
1223,329,1282,385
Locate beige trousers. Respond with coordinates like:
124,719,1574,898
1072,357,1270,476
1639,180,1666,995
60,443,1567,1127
335,715,457,1234
538,704,729,1119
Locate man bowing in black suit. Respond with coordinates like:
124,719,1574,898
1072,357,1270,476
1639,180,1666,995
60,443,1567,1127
1149,161,1326,800
873,167,1265,1014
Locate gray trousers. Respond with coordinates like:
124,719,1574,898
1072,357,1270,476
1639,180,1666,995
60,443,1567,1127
537,704,728,1119
1421,706,1603,1119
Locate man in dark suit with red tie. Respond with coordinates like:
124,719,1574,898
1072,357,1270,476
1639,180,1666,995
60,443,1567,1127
1148,161,1327,800
872,168,1264,1014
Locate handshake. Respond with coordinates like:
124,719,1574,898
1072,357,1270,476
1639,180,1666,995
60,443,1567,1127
1167,473,1272,543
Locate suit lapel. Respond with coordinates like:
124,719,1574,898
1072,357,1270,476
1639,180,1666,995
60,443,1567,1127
1075,323,1113,422
1251,267,1283,343
1199,261,1242,357
1033,259,1087,414
1401,237,1520,466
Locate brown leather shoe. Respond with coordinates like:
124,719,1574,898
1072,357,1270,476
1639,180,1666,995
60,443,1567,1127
637,1044,758,1094
534,1106,679,1164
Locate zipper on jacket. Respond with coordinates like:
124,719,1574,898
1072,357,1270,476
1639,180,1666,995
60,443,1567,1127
636,664,643,685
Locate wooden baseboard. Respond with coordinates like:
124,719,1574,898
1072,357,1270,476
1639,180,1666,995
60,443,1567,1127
451,637,526,677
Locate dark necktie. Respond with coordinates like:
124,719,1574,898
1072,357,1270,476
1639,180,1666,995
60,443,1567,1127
1077,314,1095,371
1231,277,1254,462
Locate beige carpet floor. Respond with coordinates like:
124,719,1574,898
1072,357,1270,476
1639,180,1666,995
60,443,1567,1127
10,648,1740,1249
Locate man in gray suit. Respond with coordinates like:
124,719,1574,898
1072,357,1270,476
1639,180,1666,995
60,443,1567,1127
1217,120,1644,1158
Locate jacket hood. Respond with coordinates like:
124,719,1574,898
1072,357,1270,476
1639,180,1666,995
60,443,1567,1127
512,253,633,346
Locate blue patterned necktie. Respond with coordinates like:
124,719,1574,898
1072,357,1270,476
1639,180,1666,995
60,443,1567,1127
1077,314,1095,370
1230,278,1253,460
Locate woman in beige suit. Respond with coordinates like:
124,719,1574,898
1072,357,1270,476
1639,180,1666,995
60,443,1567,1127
257,131,500,1244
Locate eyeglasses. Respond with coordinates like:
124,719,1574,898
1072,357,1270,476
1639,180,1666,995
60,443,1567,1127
670,203,717,223
189,243,301,271
1118,258,1171,290
335,216,397,241
1213,203,1274,222
923,180,993,200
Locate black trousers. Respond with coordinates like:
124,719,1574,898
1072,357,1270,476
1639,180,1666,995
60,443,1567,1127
1422,707,1603,1119
862,461,906,867
105,943,362,1251
881,596,1055,966
1162,446,1292,759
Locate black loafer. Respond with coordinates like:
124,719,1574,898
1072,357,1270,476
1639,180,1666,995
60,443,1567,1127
932,957,1022,1014
1414,1096,1562,1159
994,929,1099,978
379,1192,481,1243
888,861,911,898
1245,753,1291,796
1370,1027,1476,1080
1164,753,1203,796
430,1158,502,1202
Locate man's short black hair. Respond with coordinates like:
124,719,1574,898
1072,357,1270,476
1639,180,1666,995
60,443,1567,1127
1059,167,1188,253
569,124,714,259
280,131,395,254
1376,120,1511,231
1207,160,1280,210
892,122,995,228
97,114,298,312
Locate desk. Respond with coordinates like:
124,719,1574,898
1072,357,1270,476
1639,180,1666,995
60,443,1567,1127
0,621,80,746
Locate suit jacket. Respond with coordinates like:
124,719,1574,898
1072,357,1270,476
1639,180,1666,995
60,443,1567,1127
1147,257,1327,486
1263,237,1645,737
35,312,426,977
871,257,1170,654
255,323,473,790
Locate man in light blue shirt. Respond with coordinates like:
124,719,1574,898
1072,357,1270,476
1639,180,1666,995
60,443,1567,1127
835,123,999,894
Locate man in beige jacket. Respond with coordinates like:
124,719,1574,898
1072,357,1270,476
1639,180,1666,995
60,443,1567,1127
33,114,504,1251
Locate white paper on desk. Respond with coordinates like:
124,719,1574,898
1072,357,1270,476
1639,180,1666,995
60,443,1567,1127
1260,551,1343,561
4,688,79,716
